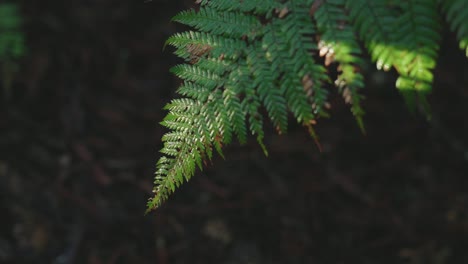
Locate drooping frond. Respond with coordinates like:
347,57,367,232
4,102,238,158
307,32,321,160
393,0,441,110
347,0,442,112
235,59,267,153
314,0,366,131
438,0,468,57
148,0,332,211
246,45,289,133
346,0,397,71
148,3,267,211
149,0,468,211
265,1,329,127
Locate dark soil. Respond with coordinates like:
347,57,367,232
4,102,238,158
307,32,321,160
1,1,467,263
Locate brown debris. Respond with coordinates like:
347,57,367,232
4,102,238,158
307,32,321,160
309,0,323,16
276,7,290,18
186,43,212,63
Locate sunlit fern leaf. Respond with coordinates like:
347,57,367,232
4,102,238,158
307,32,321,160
150,101,204,210
314,0,366,132
393,0,441,112
346,0,397,71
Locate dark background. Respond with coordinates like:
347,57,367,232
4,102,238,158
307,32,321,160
1,0,467,263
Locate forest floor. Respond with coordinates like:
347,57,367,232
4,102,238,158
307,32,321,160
1,1,468,263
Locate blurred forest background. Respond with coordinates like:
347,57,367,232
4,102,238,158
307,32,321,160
0,0,467,263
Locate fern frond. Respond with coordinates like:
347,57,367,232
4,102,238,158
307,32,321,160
148,94,230,211
243,85,267,154
346,0,397,71
170,64,221,89
177,82,212,102
393,0,441,109
211,89,233,145
202,0,280,15
149,0,466,212
234,59,267,151
166,31,246,62
223,83,248,144
264,2,329,126
149,0,329,211
439,0,468,57
314,0,366,131
246,45,288,133
172,7,262,39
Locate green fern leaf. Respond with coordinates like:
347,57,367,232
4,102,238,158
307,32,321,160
204,0,280,15
170,64,221,89
246,45,289,133
264,2,329,126
235,59,267,151
172,7,262,39
346,0,397,71
314,0,366,131
223,83,248,144
439,0,468,57
393,0,441,111
148,0,467,212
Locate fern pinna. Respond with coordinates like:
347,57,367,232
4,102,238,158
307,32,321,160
147,0,468,212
